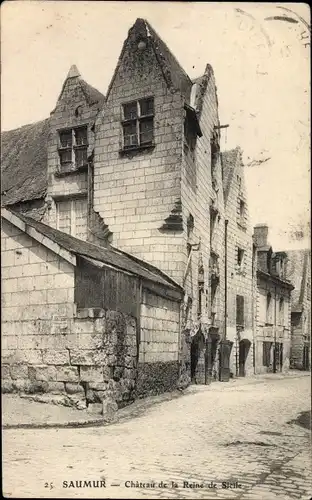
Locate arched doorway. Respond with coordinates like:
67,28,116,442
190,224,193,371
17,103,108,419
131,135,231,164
239,339,251,377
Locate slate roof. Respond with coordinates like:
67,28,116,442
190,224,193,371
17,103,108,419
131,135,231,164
221,147,240,203
1,75,104,207
285,249,310,308
1,119,50,206
6,209,183,292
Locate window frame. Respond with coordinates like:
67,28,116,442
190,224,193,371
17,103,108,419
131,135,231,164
58,125,89,172
236,246,245,273
121,97,154,151
55,196,88,240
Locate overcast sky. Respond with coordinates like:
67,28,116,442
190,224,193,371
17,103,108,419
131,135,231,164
1,2,310,250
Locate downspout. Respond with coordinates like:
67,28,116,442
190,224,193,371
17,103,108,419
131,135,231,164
273,285,277,373
224,220,228,339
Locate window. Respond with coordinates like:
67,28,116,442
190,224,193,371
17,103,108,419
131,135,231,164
266,292,272,324
238,199,246,228
56,197,88,240
236,295,244,328
211,135,219,180
237,247,245,271
58,126,88,171
184,118,197,152
122,98,154,149
279,297,284,325
263,341,272,367
210,207,218,246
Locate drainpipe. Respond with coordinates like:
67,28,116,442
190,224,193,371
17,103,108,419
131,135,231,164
273,285,277,373
224,219,228,339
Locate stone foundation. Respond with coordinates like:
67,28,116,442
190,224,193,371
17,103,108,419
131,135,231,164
2,308,138,414
136,361,179,398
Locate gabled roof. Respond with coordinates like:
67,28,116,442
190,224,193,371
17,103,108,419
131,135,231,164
2,208,183,294
1,68,104,207
221,147,241,203
191,64,215,118
285,249,311,308
105,18,192,103
1,119,50,206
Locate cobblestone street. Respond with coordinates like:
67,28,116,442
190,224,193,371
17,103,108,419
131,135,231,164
3,376,311,499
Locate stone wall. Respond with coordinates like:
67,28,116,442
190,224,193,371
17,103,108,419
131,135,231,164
137,289,180,396
93,24,186,284
45,71,99,237
225,152,254,376
182,69,225,335
1,220,138,413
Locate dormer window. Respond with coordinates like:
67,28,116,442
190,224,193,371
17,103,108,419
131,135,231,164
58,126,88,172
122,98,154,150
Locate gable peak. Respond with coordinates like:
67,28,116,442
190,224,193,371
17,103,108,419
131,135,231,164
67,64,81,79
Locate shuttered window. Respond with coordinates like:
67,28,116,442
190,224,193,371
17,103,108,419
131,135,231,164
236,295,244,327
56,197,88,241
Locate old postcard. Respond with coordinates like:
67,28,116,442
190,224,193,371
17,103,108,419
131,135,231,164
1,1,311,499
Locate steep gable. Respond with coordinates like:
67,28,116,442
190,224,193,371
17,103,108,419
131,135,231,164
104,18,192,105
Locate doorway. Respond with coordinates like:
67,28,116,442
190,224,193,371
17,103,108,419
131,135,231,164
238,339,251,377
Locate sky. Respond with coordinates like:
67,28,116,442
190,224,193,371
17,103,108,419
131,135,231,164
1,2,310,250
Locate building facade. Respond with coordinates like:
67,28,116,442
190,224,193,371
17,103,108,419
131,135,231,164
253,225,294,374
222,148,254,377
3,17,282,397
286,250,311,370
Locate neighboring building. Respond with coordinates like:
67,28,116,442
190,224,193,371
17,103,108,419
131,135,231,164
222,148,254,377
1,208,183,409
285,250,311,370
253,224,294,374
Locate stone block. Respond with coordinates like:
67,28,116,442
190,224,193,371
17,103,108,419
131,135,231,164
102,398,118,422
10,364,29,380
29,365,57,382
87,403,103,415
65,382,85,395
48,382,66,394
42,349,70,365
2,365,11,379
55,366,79,382
79,366,103,383
70,349,106,366
2,380,14,393
25,380,50,394
88,382,109,391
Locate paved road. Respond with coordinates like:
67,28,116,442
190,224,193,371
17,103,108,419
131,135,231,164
3,376,311,499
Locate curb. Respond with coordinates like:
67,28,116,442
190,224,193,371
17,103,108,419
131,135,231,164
3,373,310,430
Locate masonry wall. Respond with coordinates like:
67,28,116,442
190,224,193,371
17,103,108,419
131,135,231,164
137,289,180,396
180,70,225,368
1,220,137,410
225,158,254,377
254,275,291,374
93,30,186,284
45,74,99,237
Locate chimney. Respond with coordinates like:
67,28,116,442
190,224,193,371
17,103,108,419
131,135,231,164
253,224,269,247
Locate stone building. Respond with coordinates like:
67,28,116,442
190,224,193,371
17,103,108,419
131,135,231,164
253,224,294,374
285,250,311,370
1,208,183,410
1,17,256,394
222,148,254,378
